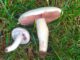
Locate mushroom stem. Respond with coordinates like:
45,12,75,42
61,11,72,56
36,18,49,54
5,33,23,52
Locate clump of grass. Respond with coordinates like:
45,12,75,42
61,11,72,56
0,0,80,60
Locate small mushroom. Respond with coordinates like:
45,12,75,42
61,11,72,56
18,7,62,57
5,27,30,52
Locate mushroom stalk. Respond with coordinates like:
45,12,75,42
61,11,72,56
5,27,30,53
5,33,23,52
36,18,49,53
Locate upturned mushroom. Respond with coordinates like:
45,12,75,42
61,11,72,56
5,27,30,52
18,7,62,57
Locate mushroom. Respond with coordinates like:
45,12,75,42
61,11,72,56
5,27,30,52
18,7,62,57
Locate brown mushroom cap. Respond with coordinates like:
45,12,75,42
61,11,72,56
18,7,62,25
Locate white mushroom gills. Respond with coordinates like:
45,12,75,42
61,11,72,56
5,27,30,52
36,18,49,53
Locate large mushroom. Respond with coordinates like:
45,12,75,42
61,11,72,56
18,7,62,57
5,27,30,52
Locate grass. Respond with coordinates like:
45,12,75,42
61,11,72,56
0,0,80,60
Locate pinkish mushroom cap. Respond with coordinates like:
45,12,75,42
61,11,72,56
18,7,62,25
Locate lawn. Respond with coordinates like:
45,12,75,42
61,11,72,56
0,0,80,60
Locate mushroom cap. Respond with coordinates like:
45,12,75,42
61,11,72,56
18,7,62,25
12,27,30,44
